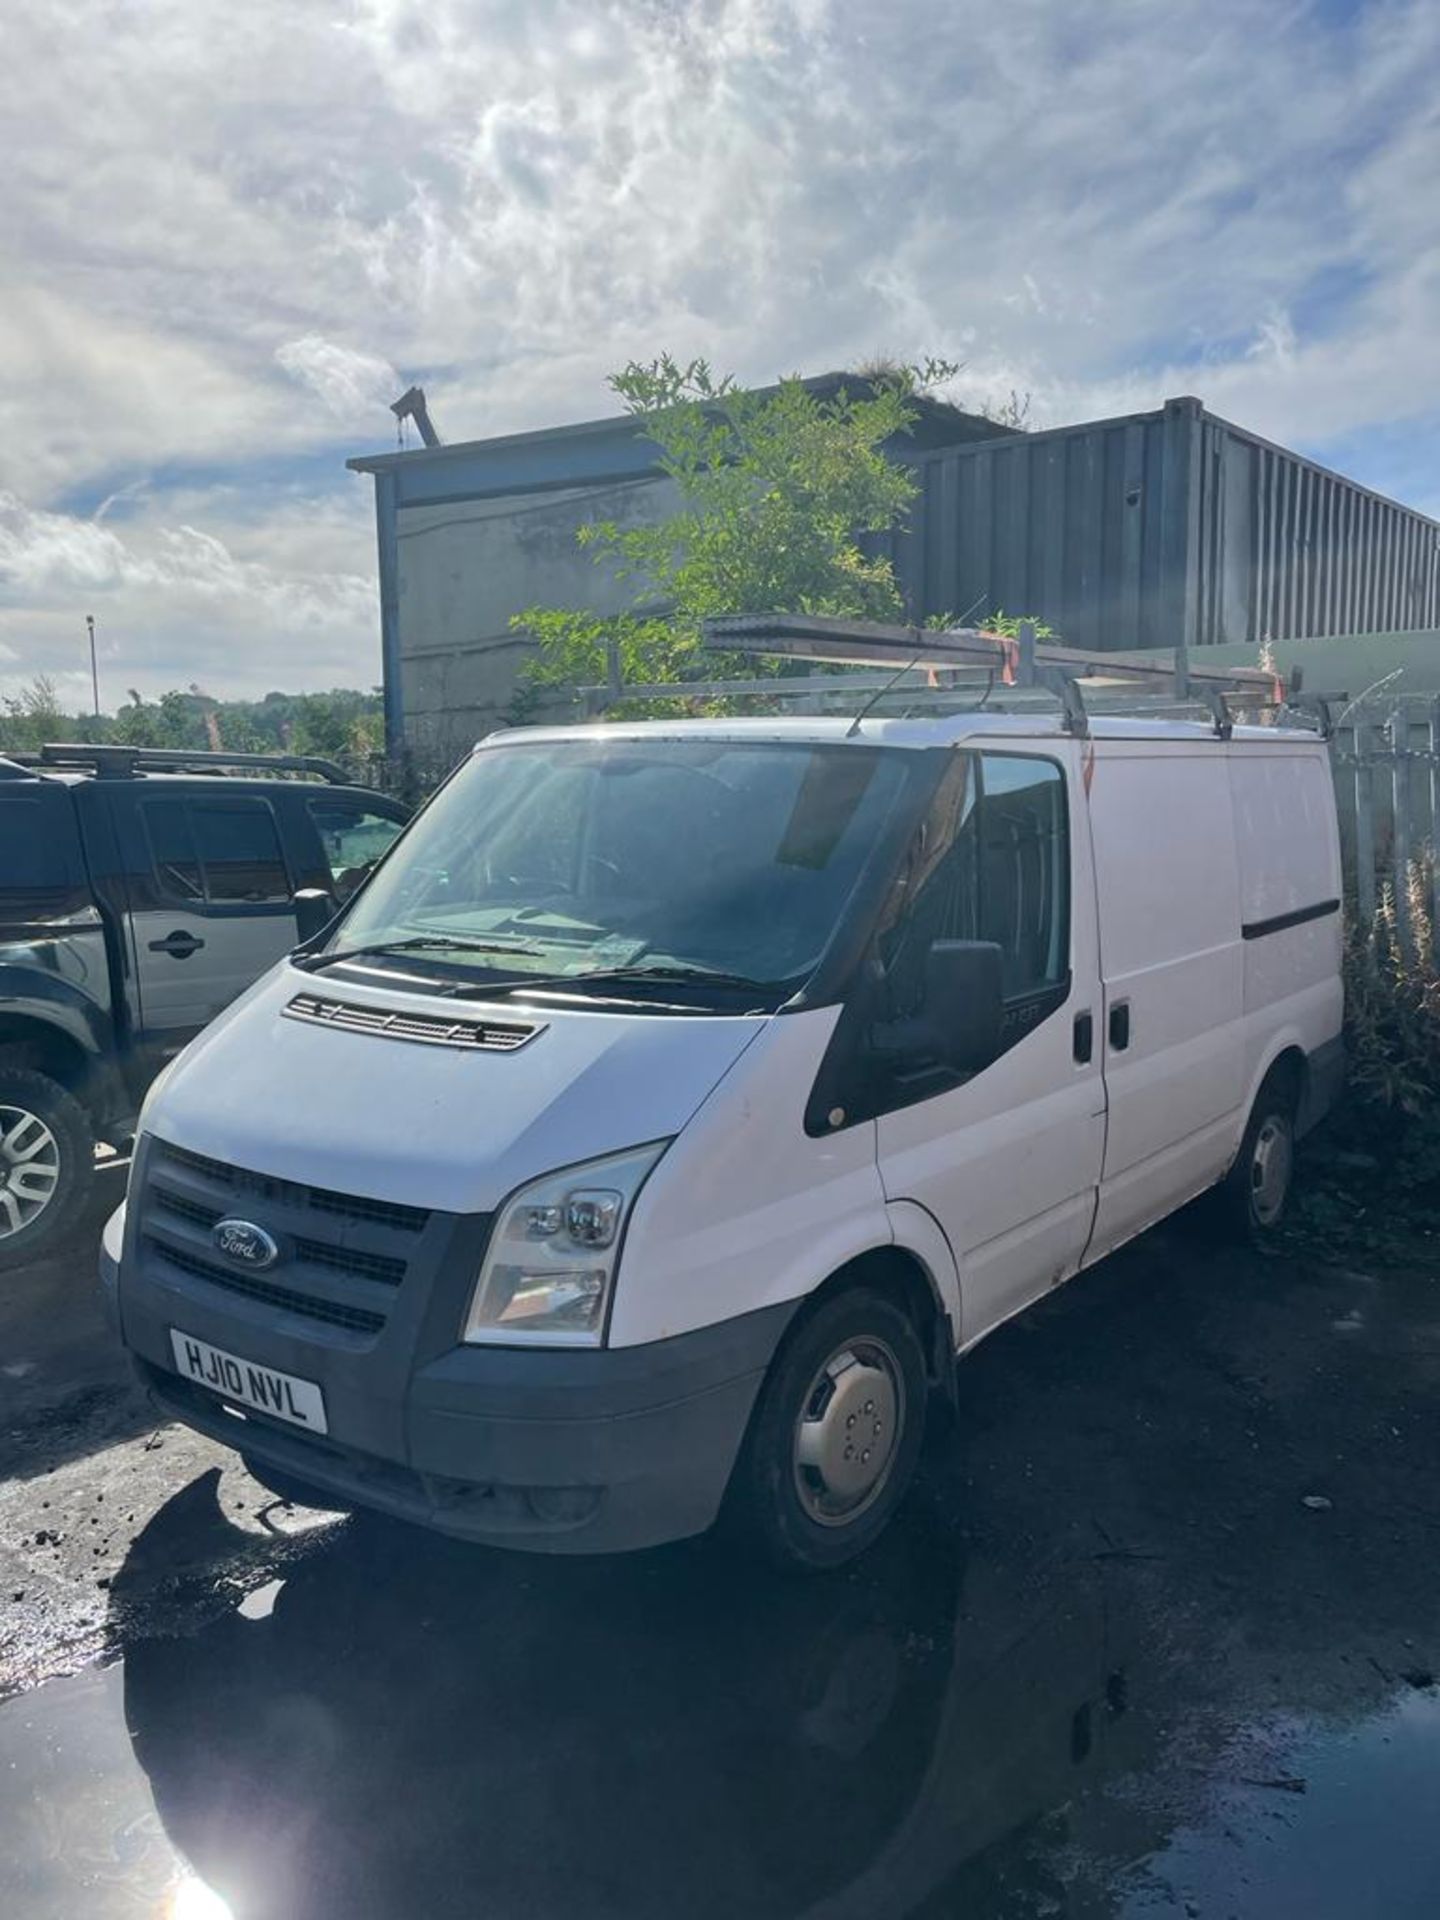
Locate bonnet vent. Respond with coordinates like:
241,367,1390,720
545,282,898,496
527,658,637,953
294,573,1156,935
283,992,541,1053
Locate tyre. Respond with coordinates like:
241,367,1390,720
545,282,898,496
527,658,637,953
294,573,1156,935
726,1285,929,1573
1214,1072,1299,1241
0,1067,95,1267
240,1454,351,1514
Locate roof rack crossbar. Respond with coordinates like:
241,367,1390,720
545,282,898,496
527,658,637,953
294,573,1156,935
18,744,349,783
700,612,1279,699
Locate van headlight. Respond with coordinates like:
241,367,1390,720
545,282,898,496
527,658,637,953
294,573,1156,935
463,1143,668,1347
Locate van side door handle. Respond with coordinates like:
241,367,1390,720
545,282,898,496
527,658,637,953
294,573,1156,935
1073,1010,1093,1064
1108,1001,1131,1051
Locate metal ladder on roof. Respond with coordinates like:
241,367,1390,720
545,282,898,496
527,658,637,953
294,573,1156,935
577,613,1331,739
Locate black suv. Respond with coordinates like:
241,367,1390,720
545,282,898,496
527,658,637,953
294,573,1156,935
0,744,409,1263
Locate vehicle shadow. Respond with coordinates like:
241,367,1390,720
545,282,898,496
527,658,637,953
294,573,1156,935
113,1473,1145,1920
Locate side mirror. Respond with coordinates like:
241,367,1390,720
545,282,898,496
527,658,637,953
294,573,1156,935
292,887,339,945
871,939,1005,1075
921,940,1005,1074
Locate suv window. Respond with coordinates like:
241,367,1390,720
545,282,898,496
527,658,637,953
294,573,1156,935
0,789,91,920
143,797,292,905
882,753,1068,1014
306,799,405,902
143,798,204,901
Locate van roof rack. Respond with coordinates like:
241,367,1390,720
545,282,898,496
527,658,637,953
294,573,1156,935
14,744,351,783
577,613,1313,741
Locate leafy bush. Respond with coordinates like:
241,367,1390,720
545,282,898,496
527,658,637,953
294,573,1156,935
1340,863,1440,1197
511,355,1051,720
513,357,932,707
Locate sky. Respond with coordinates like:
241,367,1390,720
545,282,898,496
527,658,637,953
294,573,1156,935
1,0,1436,710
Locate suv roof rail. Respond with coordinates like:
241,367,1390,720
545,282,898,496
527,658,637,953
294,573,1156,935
16,743,351,784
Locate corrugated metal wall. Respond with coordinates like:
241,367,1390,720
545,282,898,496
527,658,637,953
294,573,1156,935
888,396,1440,652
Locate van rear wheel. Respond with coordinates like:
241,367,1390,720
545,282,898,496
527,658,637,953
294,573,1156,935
1216,1076,1298,1241
0,1068,94,1267
727,1286,928,1572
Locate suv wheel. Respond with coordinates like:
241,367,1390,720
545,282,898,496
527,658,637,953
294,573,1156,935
0,1068,95,1267
727,1286,929,1572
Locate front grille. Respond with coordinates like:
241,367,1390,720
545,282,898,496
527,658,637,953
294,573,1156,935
284,992,541,1054
292,1237,405,1286
154,1189,219,1232
142,1142,447,1339
306,1189,429,1234
147,1239,386,1335
154,1141,429,1234
151,1190,407,1289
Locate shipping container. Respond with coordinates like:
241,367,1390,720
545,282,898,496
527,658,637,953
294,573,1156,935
887,395,1440,654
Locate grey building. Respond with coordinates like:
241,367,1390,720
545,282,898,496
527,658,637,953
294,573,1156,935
349,385,1440,758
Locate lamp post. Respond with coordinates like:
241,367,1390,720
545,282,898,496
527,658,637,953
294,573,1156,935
86,615,100,719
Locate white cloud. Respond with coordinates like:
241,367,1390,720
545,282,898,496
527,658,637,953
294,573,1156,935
0,491,377,706
276,336,402,424
0,0,1436,704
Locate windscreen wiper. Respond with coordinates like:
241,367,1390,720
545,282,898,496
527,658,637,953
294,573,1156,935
451,963,786,1003
294,935,547,974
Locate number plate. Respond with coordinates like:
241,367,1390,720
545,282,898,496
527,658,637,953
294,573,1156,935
170,1329,328,1435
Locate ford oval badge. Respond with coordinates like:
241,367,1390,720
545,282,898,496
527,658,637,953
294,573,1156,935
213,1218,280,1270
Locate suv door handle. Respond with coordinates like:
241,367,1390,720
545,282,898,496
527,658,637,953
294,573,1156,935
149,929,206,959
1108,1001,1131,1051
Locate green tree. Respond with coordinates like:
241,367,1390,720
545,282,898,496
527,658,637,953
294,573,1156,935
2,679,386,778
514,357,952,700
0,675,65,752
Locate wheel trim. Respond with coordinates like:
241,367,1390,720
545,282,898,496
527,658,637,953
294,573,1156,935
0,1105,62,1239
1250,1113,1293,1226
792,1339,905,1528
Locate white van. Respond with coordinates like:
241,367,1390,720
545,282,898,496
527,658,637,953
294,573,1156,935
103,712,1343,1568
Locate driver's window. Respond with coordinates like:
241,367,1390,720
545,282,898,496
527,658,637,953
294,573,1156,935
879,757,980,1017
880,752,1068,1019
977,756,1068,997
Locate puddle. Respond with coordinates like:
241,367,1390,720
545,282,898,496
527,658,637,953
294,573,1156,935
0,1663,231,1920
1120,1689,1440,1917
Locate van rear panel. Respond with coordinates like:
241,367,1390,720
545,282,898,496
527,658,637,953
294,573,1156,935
1230,745,1344,1013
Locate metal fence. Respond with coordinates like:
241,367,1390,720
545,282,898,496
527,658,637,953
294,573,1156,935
345,749,462,805
1333,696,1440,958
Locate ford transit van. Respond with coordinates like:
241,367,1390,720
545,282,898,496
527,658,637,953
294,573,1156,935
103,713,1343,1567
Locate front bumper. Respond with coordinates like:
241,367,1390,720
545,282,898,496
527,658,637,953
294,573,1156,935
112,1136,793,1553
129,1310,790,1553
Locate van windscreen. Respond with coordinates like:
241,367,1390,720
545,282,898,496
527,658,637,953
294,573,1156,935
324,739,911,1002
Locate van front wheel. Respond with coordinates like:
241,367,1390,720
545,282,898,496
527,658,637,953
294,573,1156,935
728,1287,928,1572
